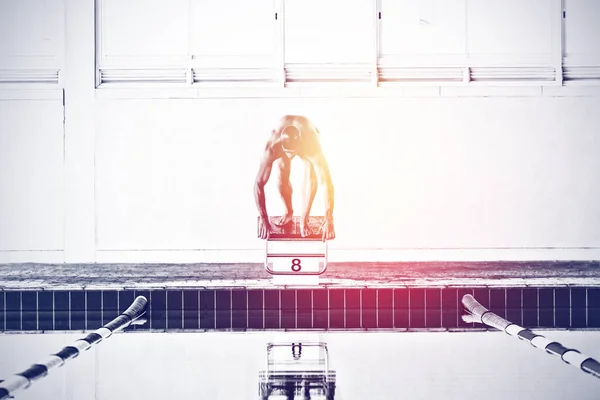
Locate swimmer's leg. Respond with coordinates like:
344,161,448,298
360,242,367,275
275,157,293,226
301,159,318,221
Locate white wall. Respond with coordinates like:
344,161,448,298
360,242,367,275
0,0,599,263
92,95,600,262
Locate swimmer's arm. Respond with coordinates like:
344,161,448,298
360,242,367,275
254,147,275,221
309,152,335,220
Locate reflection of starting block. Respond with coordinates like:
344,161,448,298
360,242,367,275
258,216,329,286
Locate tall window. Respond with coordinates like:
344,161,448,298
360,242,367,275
563,0,600,81
190,0,276,67
283,0,375,64
379,0,466,58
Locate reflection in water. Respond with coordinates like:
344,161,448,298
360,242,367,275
1,331,600,399
259,341,336,400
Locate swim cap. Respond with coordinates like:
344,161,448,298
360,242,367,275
281,125,301,152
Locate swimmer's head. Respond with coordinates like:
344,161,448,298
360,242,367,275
281,125,301,158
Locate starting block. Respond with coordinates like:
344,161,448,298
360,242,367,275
258,216,329,286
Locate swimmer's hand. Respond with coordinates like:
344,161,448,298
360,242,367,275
320,217,335,241
300,218,312,238
258,216,271,239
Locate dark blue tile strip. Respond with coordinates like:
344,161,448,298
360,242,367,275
86,291,102,330
506,288,522,326
473,288,490,310
410,288,425,328
22,291,37,331
150,290,166,330
425,289,441,328
55,291,70,331
490,288,506,320
393,288,408,328
102,291,118,326
588,288,600,328
312,290,327,329
70,291,85,331
345,289,360,329
231,290,246,330
281,290,296,329
296,290,311,329
248,290,263,329
378,289,393,329
538,288,554,327
200,290,215,329
328,290,344,329
183,290,200,329
6,291,21,331
39,291,54,331
167,290,183,329
571,288,586,328
554,288,570,328
216,290,231,330
0,291,4,331
362,289,377,329
1,286,596,333
442,288,458,328
522,288,538,328
264,290,279,329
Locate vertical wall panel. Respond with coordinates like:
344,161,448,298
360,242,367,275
564,0,600,59
466,0,554,56
379,0,466,56
284,0,373,63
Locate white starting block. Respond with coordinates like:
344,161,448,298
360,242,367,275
258,216,329,286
